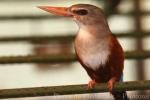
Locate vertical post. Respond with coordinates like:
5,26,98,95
134,0,146,95
134,0,145,81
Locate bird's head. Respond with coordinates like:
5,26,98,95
38,4,108,28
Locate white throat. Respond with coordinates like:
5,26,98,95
75,28,110,70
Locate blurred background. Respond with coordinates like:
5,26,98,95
0,0,150,100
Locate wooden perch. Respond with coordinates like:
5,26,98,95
0,80,150,99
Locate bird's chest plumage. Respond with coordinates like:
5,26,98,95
75,30,111,70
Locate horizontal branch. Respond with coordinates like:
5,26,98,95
0,34,74,43
0,15,60,20
0,54,76,64
0,32,149,43
0,0,104,2
0,51,149,64
0,80,150,99
0,11,150,20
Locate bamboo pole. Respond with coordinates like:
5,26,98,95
0,32,149,43
0,12,150,20
0,15,59,20
0,80,150,99
0,51,149,64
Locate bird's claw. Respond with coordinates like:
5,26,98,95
87,80,96,90
107,78,116,93
107,80,114,93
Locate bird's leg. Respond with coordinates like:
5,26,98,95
87,79,96,90
107,77,117,92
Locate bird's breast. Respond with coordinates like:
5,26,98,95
75,30,111,70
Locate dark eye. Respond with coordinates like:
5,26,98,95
73,9,88,15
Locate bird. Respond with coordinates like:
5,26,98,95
38,4,129,100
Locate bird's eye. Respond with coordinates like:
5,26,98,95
73,9,88,15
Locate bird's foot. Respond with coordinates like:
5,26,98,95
107,78,116,93
87,80,96,90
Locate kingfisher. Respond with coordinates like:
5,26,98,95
38,4,128,100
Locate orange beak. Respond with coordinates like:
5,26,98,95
38,6,73,17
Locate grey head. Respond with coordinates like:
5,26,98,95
68,4,111,36
69,4,108,27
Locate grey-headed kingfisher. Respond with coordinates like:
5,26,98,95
38,4,129,100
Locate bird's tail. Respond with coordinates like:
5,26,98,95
112,91,129,100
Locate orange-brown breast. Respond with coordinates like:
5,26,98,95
75,34,124,83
